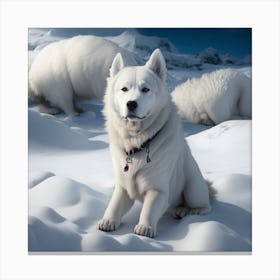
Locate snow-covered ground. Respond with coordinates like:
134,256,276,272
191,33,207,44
28,29,252,252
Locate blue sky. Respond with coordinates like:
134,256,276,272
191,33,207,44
138,28,251,58
44,28,251,59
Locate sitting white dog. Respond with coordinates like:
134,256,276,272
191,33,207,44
172,69,252,125
98,49,211,238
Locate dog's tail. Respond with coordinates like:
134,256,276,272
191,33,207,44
205,179,217,201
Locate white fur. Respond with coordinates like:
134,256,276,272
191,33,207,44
99,49,211,238
29,35,136,115
171,69,252,125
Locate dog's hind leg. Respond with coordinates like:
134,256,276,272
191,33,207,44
182,157,212,215
171,205,189,219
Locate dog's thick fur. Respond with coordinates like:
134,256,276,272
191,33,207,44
99,49,211,238
28,35,136,115
172,69,252,125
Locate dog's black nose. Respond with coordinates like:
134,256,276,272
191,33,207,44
127,100,138,111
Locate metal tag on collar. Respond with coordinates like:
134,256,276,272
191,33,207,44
124,164,129,172
124,155,132,172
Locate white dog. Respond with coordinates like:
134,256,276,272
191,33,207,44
29,35,136,115
172,69,252,125
98,49,211,238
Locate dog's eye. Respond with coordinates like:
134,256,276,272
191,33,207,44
121,87,128,92
142,87,150,93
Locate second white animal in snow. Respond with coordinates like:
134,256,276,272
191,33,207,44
172,69,252,125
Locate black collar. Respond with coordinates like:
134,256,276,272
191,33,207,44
125,128,162,156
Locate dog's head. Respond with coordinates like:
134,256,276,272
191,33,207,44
107,49,168,123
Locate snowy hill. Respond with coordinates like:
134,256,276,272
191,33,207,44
106,30,247,70
105,30,199,69
195,47,252,66
28,104,252,252
106,29,178,57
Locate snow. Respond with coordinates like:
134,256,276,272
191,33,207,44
28,28,252,252
188,121,251,175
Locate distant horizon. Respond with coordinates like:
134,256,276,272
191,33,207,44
137,28,251,59
31,28,252,59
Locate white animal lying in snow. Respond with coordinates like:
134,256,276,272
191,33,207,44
28,35,136,115
171,69,252,125
98,49,211,238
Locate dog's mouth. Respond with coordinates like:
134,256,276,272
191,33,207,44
124,114,146,121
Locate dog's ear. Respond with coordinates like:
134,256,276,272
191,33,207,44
145,48,166,81
110,53,125,77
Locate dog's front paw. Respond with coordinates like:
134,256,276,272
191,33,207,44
98,218,120,232
134,224,156,238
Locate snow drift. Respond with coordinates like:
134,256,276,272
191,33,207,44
29,104,252,251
